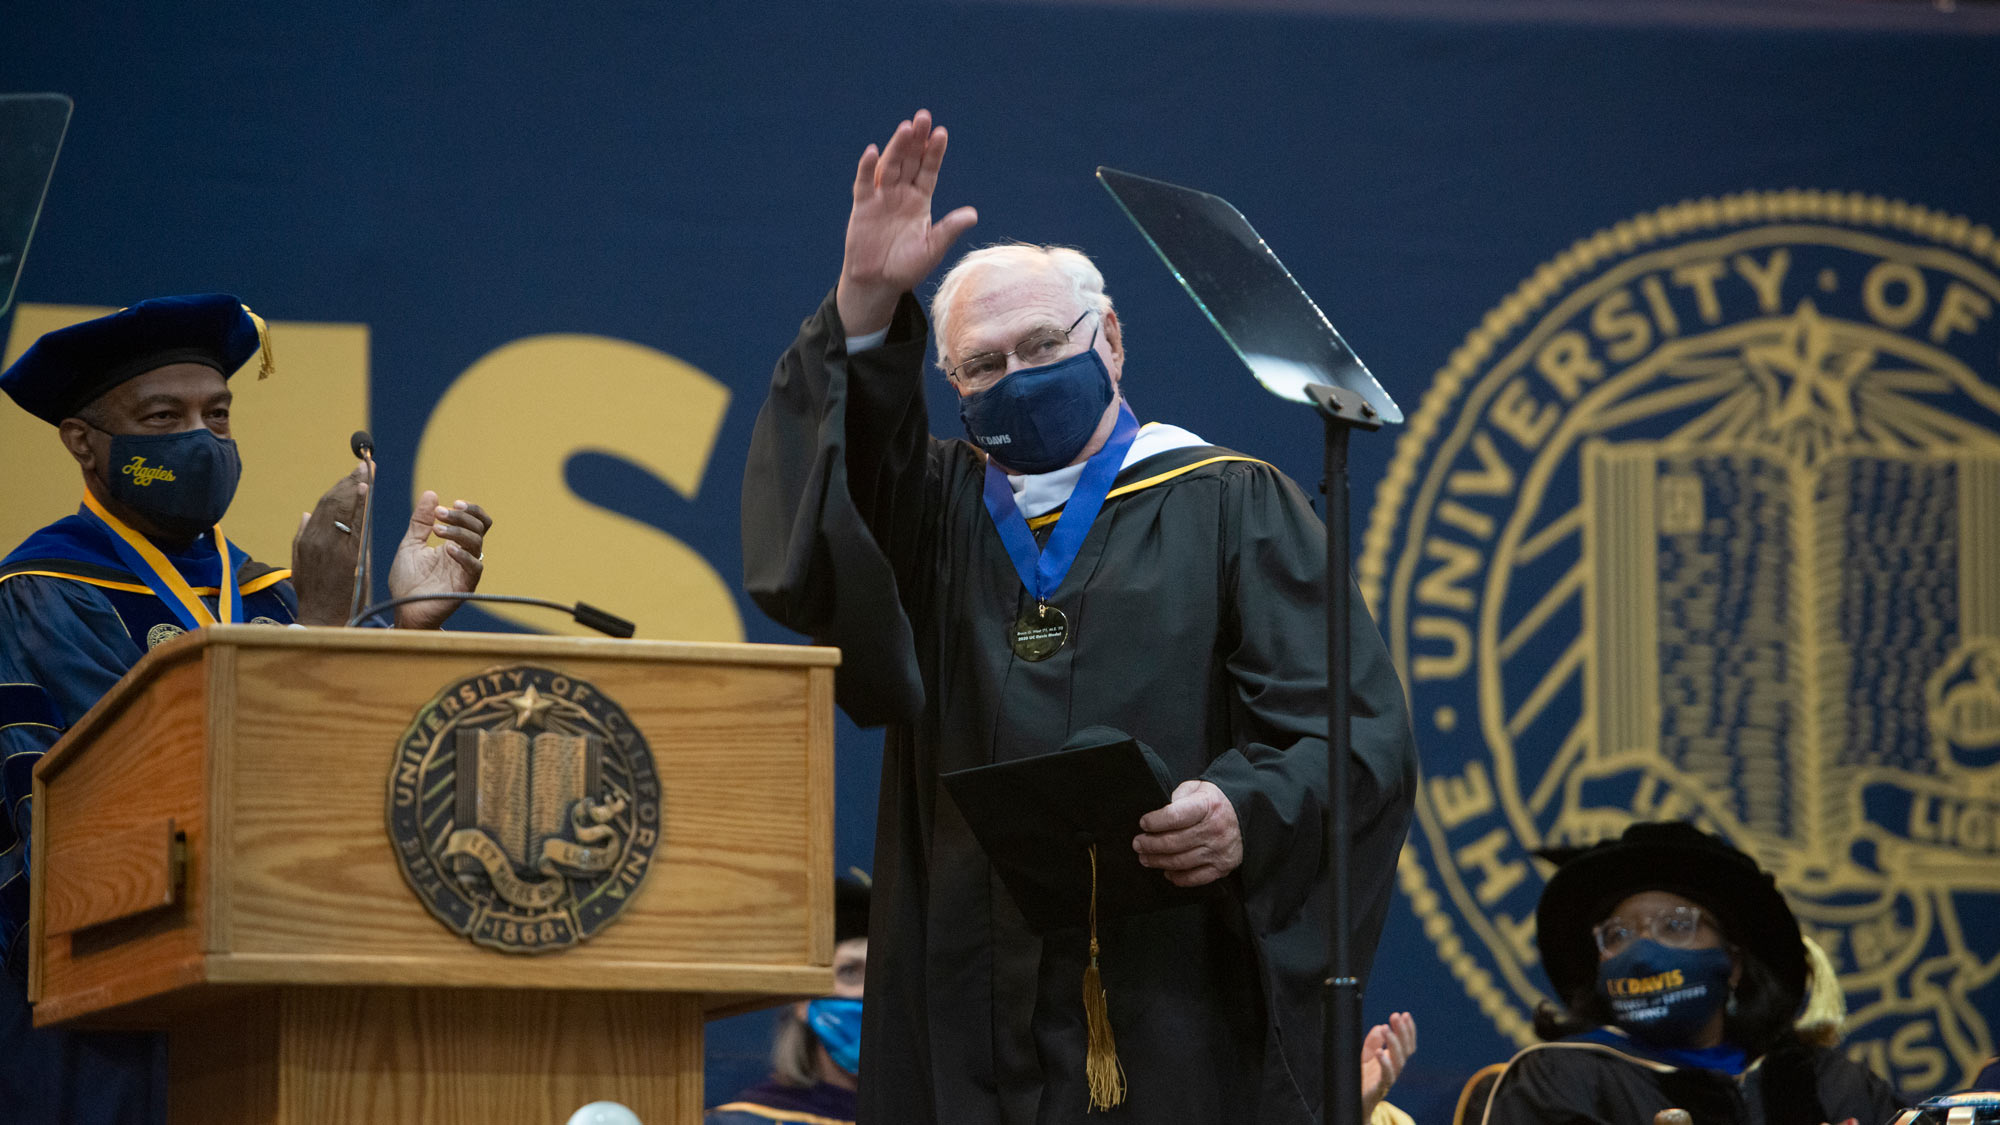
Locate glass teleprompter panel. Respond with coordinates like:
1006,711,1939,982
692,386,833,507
1097,165,1401,423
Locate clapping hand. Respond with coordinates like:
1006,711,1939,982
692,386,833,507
1361,1012,1417,1121
386,490,491,629
290,460,370,626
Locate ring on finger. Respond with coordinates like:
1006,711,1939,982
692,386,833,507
333,521,353,534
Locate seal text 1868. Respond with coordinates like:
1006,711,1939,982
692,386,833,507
387,664,662,954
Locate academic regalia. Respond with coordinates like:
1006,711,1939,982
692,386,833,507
706,1078,858,1125
0,292,289,1125
1493,825,1916,1125
741,291,1418,1125
1482,1030,1911,1125
0,508,297,1125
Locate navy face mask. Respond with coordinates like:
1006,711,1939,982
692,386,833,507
1597,940,1735,1047
958,345,1115,475
806,996,862,1075
98,426,242,540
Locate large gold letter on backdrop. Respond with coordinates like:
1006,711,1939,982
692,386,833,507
412,334,741,641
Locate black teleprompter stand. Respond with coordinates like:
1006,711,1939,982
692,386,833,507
1091,164,1403,1125
1306,382,1383,1125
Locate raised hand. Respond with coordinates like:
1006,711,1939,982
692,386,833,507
836,108,979,336
386,490,491,629
290,460,370,626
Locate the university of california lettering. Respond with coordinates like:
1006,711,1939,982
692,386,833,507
386,664,663,953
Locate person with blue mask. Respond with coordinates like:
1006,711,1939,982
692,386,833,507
709,878,871,1125
741,110,1417,1124
0,294,493,1125
1482,821,1912,1125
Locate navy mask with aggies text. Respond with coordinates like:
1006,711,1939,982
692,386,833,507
98,426,243,540
958,346,1116,475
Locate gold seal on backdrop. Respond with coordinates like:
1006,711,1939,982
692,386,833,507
1361,191,2000,1093
386,665,662,953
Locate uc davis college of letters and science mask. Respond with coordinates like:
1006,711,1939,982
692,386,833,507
1598,940,1735,1046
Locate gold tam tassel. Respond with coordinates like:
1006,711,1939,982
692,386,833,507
1795,934,1847,1047
242,305,276,380
1083,844,1126,1112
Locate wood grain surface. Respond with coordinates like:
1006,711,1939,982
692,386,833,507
42,816,179,936
35,626,839,1024
169,988,703,1125
224,646,825,970
32,654,210,1023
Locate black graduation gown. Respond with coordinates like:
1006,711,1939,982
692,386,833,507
1481,1036,1912,1125
0,519,297,1125
741,291,1418,1125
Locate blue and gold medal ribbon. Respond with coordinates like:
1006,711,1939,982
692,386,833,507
78,491,239,629
980,405,1140,605
215,526,243,624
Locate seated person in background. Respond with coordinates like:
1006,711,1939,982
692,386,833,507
0,294,492,1125
697,875,1418,1125
708,878,872,1125
1484,821,1912,1125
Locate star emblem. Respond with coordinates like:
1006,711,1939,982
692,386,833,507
508,684,556,729
1743,301,1873,440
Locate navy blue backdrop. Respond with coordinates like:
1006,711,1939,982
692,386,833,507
7,4,2000,1119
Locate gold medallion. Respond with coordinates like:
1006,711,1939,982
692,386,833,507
1011,603,1069,662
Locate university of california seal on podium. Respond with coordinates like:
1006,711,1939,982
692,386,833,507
387,664,663,953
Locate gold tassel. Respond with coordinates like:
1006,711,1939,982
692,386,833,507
1795,934,1847,1047
242,305,276,380
1083,844,1126,1112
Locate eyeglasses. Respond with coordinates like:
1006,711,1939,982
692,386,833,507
946,309,1096,391
1592,905,1719,957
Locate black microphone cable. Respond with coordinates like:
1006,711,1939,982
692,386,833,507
345,591,636,638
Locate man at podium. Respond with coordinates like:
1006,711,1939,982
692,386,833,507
742,111,1417,1124
0,294,493,1125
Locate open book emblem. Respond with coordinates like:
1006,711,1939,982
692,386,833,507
1364,193,2000,1091
387,666,662,953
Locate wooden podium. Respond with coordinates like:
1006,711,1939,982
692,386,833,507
28,626,840,1125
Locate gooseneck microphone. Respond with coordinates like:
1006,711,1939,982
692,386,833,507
345,430,377,624
334,427,634,637
345,592,637,638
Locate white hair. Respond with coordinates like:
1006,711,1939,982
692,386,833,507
930,243,1114,371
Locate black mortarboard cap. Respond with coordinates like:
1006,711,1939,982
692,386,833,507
940,725,1212,935
1536,821,1806,1011
945,726,1209,1109
0,293,272,425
